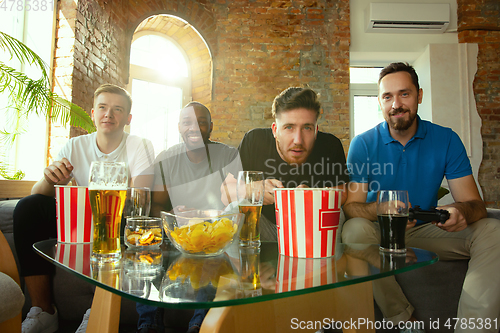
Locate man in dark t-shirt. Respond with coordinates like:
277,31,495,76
225,87,349,239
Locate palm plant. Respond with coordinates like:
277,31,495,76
0,31,95,179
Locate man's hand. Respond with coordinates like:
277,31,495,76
171,205,197,214
263,178,284,205
259,262,277,290
435,207,468,232
406,201,416,230
43,158,74,185
406,218,417,231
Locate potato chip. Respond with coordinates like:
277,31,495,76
166,256,235,289
169,217,238,254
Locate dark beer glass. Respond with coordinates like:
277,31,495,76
377,190,409,253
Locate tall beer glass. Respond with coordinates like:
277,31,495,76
238,247,262,297
89,161,128,262
377,190,409,253
123,187,151,218
237,171,264,247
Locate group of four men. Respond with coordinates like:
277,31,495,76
13,62,500,333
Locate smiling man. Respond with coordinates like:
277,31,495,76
13,84,154,333
151,101,240,216
235,87,349,239
147,102,240,333
342,62,500,333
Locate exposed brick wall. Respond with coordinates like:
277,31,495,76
52,0,350,153
71,0,129,115
49,0,78,164
457,0,500,208
50,0,130,163
210,0,350,149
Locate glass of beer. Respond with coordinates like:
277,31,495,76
89,161,128,262
123,187,151,218
238,246,262,297
237,171,264,247
377,190,409,253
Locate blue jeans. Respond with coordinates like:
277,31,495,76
136,303,164,332
188,285,217,331
136,286,217,331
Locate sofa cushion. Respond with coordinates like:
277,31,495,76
0,199,19,234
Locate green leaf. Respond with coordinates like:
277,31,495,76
0,31,96,178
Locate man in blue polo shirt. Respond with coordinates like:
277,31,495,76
342,62,500,333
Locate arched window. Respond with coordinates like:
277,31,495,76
127,32,192,156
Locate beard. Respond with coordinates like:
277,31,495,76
276,137,308,165
388,107,417,131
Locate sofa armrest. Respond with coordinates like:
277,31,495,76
0,180,36,199
487,208,500,220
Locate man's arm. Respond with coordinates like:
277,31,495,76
221,174,283,206
342,182,376,221
151,184,171,218
221,173,236,206
336,183,348,206
342,183,416,230
130,174,154,189
440,175,487,232
31,158,73,197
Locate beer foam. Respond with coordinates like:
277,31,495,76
88,184,127,190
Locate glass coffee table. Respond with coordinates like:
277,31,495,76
34,240,437,333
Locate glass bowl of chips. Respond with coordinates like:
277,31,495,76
124,217,163,248
161,210,244,257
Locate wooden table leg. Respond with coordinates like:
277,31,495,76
86,287,121,333
200,281,375,333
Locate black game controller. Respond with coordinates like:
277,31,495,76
409,206,450,224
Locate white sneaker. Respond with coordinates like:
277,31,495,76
22,306,58,333
75,308,91,333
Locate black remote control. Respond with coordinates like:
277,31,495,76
409,206,450,224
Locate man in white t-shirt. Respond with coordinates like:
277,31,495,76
13,84,154,333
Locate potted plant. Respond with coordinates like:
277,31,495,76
0,31,95,179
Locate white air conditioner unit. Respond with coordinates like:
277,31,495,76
366,3,450,33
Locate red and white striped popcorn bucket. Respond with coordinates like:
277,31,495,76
275,254,336,292
55,242,92,276
274,188,342,258
55,186,93,243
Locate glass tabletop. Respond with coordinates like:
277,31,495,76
33,239,437,309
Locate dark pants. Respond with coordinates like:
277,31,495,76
13,194,57,277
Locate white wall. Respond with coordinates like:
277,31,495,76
350,0,459,66
414,44,483,203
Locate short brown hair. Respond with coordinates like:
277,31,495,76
94,84,132,114
379,62,420,92
271,87,321,119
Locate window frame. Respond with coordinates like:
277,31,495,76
349,67,382,138
127,31,192,107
